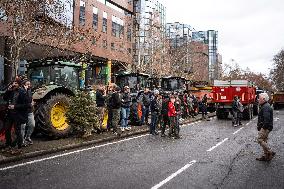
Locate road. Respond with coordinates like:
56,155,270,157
0,110,283,189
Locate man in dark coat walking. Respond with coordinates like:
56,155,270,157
256,93,275,161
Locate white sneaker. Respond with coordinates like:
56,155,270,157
121,128,125,132
125,127,131,131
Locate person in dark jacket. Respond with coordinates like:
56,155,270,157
110,85,122,135
96,85,106,131
22,80,35,145
175,94,182,135
129,98,142,126
141,88,151,125
3,79,30,152
201,94,208,120
121,86,131,131
106,84,114,130
150,90,160,135
256,93,275,161
232,96,239,127
160,94,170,137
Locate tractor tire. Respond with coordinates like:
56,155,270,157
35,94,71,138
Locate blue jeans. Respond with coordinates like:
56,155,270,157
150,112,158,134
141,105,150,124
24,113,35,139
121,107,130,128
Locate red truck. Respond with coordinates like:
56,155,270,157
212,80,257,120
272,91,284,110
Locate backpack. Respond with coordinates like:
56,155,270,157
238,101,244,112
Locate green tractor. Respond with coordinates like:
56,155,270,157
28,60,82,137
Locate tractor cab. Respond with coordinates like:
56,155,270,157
161,76,186,94
115,72,149,95
148,77,161,91
28,60,81,92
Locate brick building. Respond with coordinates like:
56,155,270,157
0,0,135,85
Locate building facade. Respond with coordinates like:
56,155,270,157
192,30,219,81
166,22,209,81
133,0,166,74
166,22,194,48
0,0,135,85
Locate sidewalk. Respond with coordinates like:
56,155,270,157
0,112,215,165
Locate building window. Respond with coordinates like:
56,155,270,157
93,7,98,31
79,1,86,26
127,25,132,42
0,7,8,21
119,20,124,38
112,16,123,38
102,12,107,33
102,39,108,49
112,16,117,37
111,43,115,50
92,38,97,45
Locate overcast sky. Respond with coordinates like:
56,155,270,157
159,0,284,75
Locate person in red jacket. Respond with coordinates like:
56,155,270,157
168,95,180,139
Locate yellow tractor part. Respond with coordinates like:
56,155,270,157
101,109,108,130
51,102,69,131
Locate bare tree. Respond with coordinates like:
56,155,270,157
270,49,284,91
221,62,273,91
0,0,100,84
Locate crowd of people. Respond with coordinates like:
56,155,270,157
2,76,35,154
95,83,210,139
1,78,211,153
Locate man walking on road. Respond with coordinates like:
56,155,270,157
232,96,239,127
256,93,275,161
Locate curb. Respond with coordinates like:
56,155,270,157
0,113,215,165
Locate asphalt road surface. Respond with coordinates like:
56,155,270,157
0,110,283,189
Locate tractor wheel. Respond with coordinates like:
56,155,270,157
35,94,71,138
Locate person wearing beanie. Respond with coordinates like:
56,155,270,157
3,78,30,153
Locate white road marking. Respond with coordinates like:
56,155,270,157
151,160,197,189
207,138,228,152
233,127,244,135
0,133,150,171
